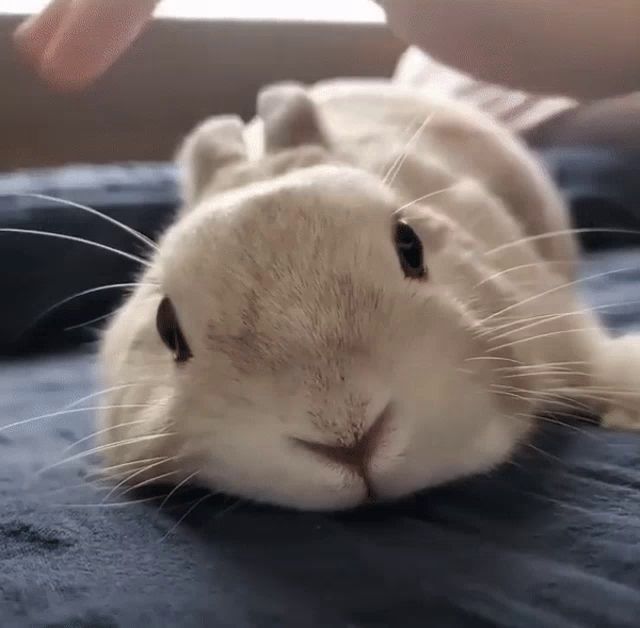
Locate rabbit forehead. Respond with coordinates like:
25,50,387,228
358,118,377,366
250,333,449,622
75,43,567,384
161,164,396,289
157,165,403,372
182,163,393,231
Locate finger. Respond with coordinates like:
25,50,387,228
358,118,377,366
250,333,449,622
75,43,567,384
38,0,160,91
13,0,73,69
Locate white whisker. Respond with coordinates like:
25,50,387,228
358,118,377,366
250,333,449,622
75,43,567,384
62,382,163,412
96,456,170,478
122,470,181,496
393,185,457,215
495,384,594,414
160,492,214,542
0,404,154,436
10,192,159,251
65,312,114,332
491,388,535,406
492,385,591,415
57,496,163,509
489,327,599,353
483,299,640,341
478,312,556,338
555,386,640,400
481,266,640,324
36,282,155,324
474,260,574,288
485,228,640,257
157,470,200,514
36,432,177,476
495,361,589,373
61,418,157,455
465,356,524,365
0,228,152,267
513,412,599,438
523,442,565,464
500,370,591,380
102,457,180,502
383,113,435,188
378,114,423,179
65,291,160,332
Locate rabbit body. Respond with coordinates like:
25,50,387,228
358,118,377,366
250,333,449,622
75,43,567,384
98,79,640,510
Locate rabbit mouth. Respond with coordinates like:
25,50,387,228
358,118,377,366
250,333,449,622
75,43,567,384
291,402,393,503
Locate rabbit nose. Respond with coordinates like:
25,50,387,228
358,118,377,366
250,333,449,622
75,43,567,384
293,404,392,499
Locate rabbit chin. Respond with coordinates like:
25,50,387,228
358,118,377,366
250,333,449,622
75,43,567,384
192,393,531,511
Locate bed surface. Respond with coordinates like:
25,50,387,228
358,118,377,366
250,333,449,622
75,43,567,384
2,153,640,627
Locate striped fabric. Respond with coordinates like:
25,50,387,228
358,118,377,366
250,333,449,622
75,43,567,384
393,47,578,134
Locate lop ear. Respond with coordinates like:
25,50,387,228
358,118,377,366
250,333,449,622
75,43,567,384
257,82,327,152
177,115,248,205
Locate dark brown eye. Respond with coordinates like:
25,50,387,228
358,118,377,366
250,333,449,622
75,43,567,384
394,221,426,279
156,297,193,363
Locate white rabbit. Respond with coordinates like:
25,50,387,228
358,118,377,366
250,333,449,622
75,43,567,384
98,79,640,511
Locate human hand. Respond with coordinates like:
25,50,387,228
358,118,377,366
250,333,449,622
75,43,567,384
379,0,640,99
13,0,160,91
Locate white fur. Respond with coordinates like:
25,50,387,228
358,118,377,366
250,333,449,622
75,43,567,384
98,78,640,511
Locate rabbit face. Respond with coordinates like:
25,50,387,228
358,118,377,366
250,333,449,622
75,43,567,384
150,164,533,510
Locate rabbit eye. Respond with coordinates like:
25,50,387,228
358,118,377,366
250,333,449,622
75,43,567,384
394,221,426,279
156,297,193,363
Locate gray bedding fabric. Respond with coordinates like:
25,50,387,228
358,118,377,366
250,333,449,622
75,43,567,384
2,248,640,628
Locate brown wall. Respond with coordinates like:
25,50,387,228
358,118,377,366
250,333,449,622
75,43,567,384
0,16,404,170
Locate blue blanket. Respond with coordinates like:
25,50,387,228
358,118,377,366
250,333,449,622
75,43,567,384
2,154,640,627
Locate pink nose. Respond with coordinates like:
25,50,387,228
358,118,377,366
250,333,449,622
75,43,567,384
292,404,392,500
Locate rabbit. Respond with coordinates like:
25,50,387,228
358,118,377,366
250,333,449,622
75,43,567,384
97,79,640,511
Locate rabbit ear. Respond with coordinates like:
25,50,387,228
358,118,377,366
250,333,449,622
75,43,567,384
257,82,327,152
177,115,247,204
